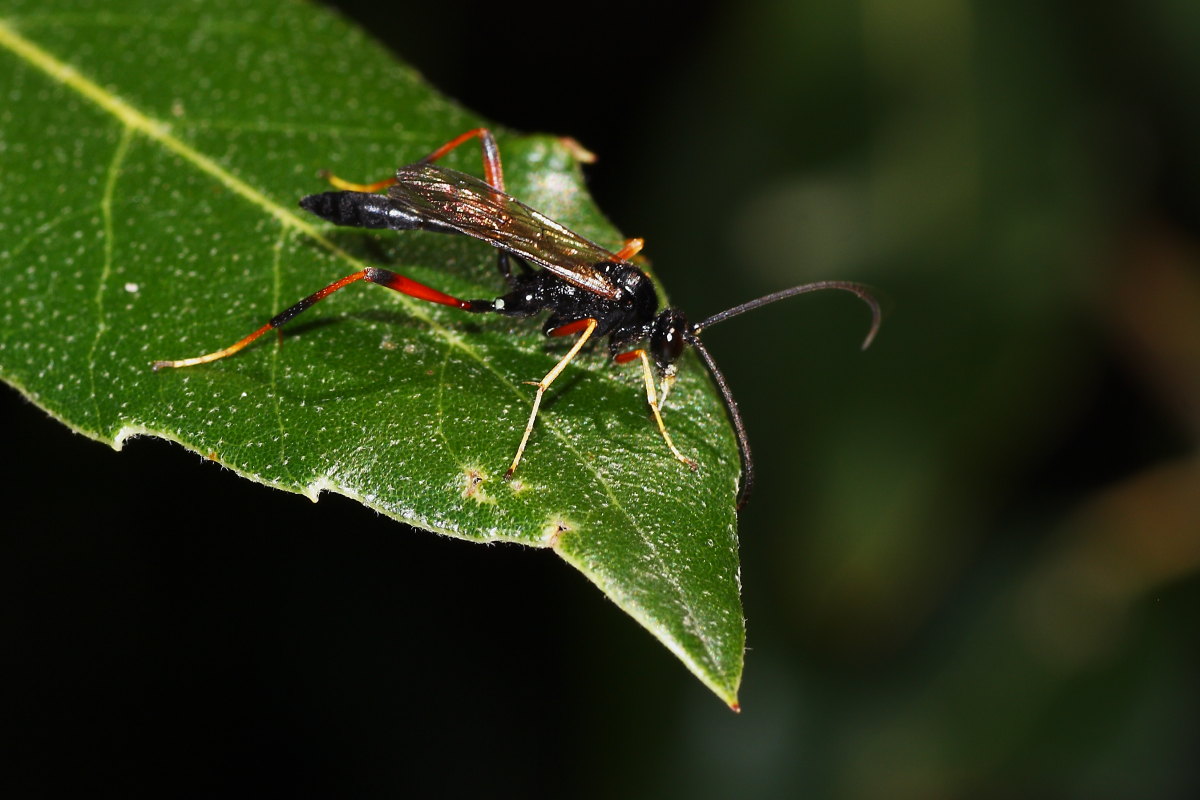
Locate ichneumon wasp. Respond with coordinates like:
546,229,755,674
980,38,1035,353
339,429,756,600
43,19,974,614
154,128,881,508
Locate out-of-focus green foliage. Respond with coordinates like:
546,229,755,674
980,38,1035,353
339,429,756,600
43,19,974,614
609,0,1200,796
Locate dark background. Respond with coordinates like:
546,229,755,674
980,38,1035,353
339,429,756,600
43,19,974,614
6,0,1200,796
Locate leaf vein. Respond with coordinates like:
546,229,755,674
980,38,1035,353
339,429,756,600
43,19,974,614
86,125,134,428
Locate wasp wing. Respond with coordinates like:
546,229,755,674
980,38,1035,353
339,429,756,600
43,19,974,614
387,163,623,300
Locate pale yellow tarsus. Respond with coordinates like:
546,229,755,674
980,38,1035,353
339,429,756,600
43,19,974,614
318,170,397,193
632,349,696,470
506,319,599,479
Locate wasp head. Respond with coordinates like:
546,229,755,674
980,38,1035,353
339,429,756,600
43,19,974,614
650,308,689,372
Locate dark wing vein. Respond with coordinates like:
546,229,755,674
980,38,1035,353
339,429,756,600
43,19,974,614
388,163,622,299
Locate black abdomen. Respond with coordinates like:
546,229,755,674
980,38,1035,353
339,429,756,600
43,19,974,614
299,191,429,231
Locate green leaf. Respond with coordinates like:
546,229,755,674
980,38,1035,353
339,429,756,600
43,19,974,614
0,0,743,705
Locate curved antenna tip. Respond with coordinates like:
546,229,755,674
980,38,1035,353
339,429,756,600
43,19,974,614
857,290,883,351
694,280,883,353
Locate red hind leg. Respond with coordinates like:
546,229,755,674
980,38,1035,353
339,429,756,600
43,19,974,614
153,268,476,370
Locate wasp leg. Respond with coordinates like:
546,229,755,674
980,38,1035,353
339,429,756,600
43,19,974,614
612,238,645,262
421,127,505,193
496,252,535,287
614,348,697,469
318,171,398,193
152,268,476,370
314,128,505,207
505,318,598,480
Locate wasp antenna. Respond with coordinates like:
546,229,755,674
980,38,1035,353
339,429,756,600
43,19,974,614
686,280,881,508
694,280,882,350
684,331,755,509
